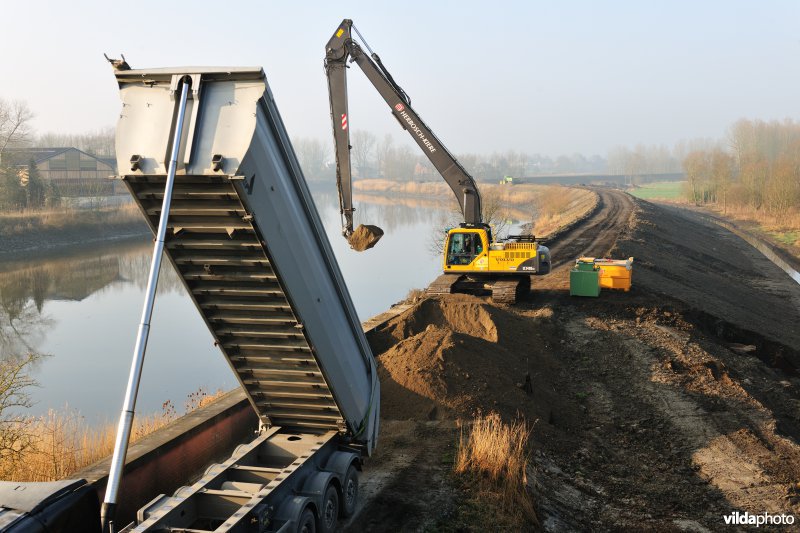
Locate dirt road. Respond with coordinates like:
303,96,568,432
545,188,635,271
345,191,800,532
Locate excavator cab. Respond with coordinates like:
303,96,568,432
445,229,488,269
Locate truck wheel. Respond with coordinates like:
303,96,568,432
320,483,339,533
340,464,359,518
297,507,316,533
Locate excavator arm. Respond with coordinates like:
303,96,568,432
325,19,484,241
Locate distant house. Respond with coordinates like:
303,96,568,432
4,147,120,196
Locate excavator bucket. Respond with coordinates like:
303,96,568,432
348,224,384,251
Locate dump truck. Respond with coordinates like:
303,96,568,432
325,19,551,304
0,65,380,533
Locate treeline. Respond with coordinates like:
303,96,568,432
608,144,687,178
683,119,800,218
33,127,115,157
292,130,609,183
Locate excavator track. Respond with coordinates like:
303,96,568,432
426,274,461,296
426,274,531,304
489,276,530,305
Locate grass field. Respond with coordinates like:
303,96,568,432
628,181,686,200
767,230,800,247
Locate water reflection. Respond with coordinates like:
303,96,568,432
0,240,230,423
0,240,183,310
0,288,52,364
0,250,133,362
0,241,185,358
0,192,457,422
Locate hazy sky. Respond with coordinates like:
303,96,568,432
2,1,798,156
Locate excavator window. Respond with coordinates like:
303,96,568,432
447,233,482,266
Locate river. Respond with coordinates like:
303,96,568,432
0,191,453,423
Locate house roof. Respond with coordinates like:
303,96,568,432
3,147,116,168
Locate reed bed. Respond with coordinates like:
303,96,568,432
0,204,143,237
2,388,226,482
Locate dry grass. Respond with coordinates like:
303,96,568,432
2,388,226,482
355,180,597,246
0,204,143,237
706,204,800,250
353,179,451,197
455,412,536,524
402,288,426,305
530,185,597,237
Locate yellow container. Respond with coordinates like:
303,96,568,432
596,257,634,291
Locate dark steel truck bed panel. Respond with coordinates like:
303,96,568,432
110,66,379,532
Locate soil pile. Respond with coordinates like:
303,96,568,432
367,295,577,432
348,224,384,251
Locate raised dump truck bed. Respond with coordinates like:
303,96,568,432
109,66,380,532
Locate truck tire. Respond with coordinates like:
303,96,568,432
340,464,359,518
320,483,339,533
297,507,316,533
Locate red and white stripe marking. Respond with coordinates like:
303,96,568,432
341,113,348,130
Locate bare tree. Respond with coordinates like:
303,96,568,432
710,148,734,212
35,126,116,157
385,144,415,181
0,352,41,477
427,186,511,256
683,150,709,204
375,134,394,178
0,99,34,158
350,130,376,177
292,137,329,181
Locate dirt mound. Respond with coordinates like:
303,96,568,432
371,296,498,349
368,295,575,429
347,224,384,251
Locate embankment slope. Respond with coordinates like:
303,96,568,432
348,191,800,531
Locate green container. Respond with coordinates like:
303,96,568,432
570,260,601,297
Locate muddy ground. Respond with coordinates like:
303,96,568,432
343,190,800,532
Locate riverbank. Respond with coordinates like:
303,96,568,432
353,179,598,237
628,181,800,265
0,204,149,260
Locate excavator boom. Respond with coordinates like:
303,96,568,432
325,19,551,305
325,19,484,243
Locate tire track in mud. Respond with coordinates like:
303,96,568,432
531,188,633,299
545,188,634,270
529,196,800,530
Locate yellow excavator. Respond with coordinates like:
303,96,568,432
324,19,551,303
